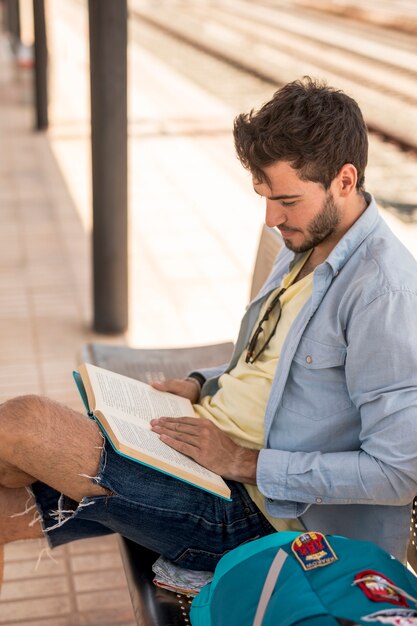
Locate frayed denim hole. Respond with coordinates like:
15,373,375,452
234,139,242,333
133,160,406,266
89,436,118,496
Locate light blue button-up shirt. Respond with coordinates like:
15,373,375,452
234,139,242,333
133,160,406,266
198,195,417,561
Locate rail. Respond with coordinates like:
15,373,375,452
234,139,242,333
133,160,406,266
130,0,417,152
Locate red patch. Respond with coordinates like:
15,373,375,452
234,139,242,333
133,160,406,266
354,570,409,607
291,531,337,571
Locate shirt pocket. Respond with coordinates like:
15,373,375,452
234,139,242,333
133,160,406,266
281,336,352,420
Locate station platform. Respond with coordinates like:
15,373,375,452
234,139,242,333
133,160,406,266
0,34,137,626
1,1,417,624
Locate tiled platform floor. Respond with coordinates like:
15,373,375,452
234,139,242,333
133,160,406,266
1,537,135,625
0,28,137,626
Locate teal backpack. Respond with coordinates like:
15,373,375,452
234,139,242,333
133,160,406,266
190,531,417,626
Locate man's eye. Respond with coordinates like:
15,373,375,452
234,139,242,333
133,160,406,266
282,201,297,207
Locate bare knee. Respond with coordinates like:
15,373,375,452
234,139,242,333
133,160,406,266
0,394,108,502
0,394,48,427
0,394,67,440
0,395,51,486
4,394,53,415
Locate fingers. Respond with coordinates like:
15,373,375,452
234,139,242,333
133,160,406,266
151,378,200,403
151,379,183,393
151,417,202,458
157,434,198,458
151,416,201,437
153,416,200,426
160,430,199,448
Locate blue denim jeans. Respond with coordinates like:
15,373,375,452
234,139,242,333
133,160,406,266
31,440,275,571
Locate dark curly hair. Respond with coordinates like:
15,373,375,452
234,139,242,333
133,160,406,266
233,77,368,191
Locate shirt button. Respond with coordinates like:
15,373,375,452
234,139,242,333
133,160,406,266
315,497,323,504
306,355,313,364
267,498,274,503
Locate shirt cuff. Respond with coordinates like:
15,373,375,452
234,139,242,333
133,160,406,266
257,448,310,518
257,448,290,500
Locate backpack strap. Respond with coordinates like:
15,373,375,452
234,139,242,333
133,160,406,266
253,549,288,626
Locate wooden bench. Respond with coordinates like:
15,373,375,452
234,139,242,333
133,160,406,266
81,225,417,623
81,225,282,625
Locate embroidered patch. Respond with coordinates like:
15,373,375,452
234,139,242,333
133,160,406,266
361,608,417,625
291,531,337,571
354,571,409,607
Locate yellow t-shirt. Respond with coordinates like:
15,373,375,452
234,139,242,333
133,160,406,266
194,253,314,531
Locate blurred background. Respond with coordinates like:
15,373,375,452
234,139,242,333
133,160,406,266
1,0,417,624
3,0,417,350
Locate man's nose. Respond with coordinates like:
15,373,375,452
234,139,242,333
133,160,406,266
265,201,286,228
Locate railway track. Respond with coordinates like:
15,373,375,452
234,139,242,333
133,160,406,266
130,0,417,153
294,0,417,36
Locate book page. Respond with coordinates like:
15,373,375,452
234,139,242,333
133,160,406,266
85,363,194,425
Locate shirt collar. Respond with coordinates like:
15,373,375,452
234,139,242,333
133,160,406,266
325,192,379,276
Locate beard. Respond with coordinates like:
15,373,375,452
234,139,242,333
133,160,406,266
282,191,342,253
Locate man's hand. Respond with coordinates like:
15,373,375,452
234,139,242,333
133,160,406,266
151,378,200,404
150,416,259,483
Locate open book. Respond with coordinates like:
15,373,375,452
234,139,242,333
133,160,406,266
73,363,231,500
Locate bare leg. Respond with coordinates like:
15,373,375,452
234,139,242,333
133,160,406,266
0,395,110,596
0,394,112,599
0,395,107,501
0,485,43,544
0,486,44,595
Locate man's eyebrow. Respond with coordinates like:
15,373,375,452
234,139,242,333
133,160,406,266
269,194,300,201
253,187,301,201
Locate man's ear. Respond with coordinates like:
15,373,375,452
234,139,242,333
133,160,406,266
334,164,358,197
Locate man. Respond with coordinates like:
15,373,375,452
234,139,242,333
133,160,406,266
1,78,417,591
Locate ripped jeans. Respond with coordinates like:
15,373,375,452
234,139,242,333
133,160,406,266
31,440,275,571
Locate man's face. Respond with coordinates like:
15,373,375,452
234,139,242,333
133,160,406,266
253,161,343,254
